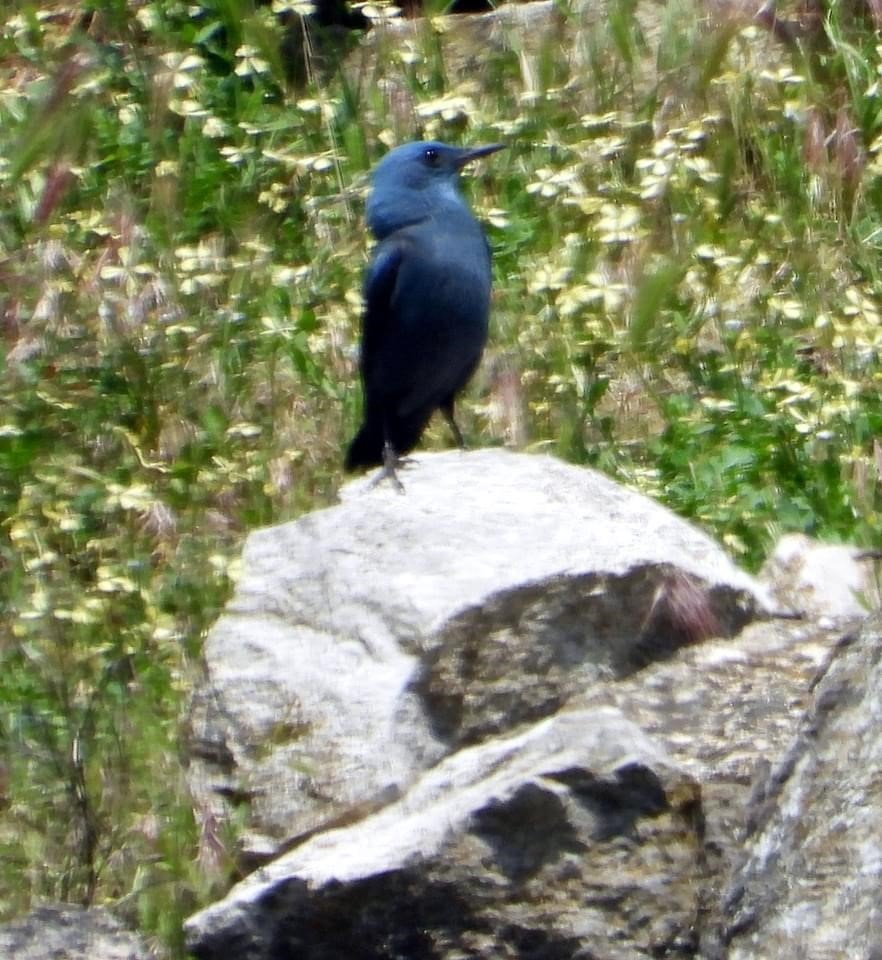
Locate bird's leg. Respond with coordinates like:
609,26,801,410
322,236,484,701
369,439,406,494
440,400,466,450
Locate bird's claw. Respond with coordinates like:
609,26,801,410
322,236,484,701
368,442,412,493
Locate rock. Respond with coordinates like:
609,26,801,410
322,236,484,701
0,904,154,960
759,532,881,624
184,707,704,960
185,450,770,860
719,614,882,959
573,617,844,954
184,449,873,958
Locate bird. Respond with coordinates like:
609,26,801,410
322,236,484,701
344,140,504,488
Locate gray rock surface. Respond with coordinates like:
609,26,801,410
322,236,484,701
573,617,844,954
0,903,154,960
720,617,882,959
185,707,704,960
759,532,881,623
186,450,770,858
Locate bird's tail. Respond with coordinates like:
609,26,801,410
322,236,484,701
344,416,385,471
345,407,436,471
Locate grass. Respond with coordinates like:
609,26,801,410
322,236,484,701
3,0,882,954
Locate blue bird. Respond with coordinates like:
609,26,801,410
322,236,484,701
345,140,504,486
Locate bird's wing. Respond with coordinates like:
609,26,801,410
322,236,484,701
360,236,408,384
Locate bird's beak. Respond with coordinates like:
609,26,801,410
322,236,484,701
455,143,506,169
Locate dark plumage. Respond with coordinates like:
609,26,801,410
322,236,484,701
345,140,503,483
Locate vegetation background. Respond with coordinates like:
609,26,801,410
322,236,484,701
2,0,882,955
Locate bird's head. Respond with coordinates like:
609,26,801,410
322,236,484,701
366,140,504,239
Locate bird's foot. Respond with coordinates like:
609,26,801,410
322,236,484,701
441,409,466,450
369,442,411,494
369,463,405,494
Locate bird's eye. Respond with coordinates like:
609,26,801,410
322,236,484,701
423,147,439,165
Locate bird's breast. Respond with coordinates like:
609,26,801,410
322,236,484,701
400,253,489,329
427,226,491,292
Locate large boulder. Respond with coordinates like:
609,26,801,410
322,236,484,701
186,708,704,960
185,449,769,860
183,449,876,959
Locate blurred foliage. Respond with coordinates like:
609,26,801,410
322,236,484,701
3,0,882,955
